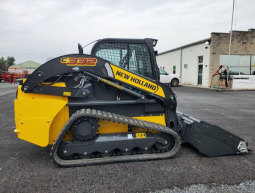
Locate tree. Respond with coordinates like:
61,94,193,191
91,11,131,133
0,56,15,72
6,56,15,67
0,57,6,72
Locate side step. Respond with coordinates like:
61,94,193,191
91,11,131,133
177,111,249,157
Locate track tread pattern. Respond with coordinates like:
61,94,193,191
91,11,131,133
50,109,181,167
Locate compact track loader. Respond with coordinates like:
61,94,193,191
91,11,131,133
14,38,249,167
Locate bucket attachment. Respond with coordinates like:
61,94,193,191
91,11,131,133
177,111,249,157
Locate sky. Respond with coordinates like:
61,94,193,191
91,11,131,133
0,0,254,64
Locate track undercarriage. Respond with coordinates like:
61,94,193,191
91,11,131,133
51,109,181,167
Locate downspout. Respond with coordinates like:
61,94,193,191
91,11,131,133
180,48,183,81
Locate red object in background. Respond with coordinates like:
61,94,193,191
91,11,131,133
0,68,26,83
212,65,228,77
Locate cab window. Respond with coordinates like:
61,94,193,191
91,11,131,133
94,43,154,79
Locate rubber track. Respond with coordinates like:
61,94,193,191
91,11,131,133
50,109,181,167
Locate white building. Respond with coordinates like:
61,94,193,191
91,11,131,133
156,29,255,88
9,60,41,74
156,38,211,87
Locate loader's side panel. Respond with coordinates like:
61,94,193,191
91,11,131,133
97,119,128,134
14,86,68,147
133,114,166,126
48,106,70,144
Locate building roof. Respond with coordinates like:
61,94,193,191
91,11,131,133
157,37,211,56
211,29,255,34
9,60,41,69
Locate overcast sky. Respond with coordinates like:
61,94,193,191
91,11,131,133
0,0,254,64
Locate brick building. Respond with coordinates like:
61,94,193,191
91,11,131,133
156,28,255,87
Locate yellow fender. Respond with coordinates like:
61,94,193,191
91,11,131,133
14,85,69,147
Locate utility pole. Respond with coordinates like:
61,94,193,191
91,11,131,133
227,0,235,87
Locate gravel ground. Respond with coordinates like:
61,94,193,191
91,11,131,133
0,83,18,88
0,83,18,96
155,180,255,193
0,86,254,192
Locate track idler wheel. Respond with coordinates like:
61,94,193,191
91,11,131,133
155,133,175,151
57,141,73,159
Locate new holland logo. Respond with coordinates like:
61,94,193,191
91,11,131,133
115,71,157,90
110,64,166,98
60,57,97,66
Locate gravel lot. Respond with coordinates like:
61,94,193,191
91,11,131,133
155,180,255,193
0,86,254,192
0,83,18,96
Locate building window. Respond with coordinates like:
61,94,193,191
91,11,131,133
198,56,203,85
252,56,255,75
198,56,203,64
220,55,255,75
173,66,176,74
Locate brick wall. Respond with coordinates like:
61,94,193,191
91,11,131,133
209,29,255,86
